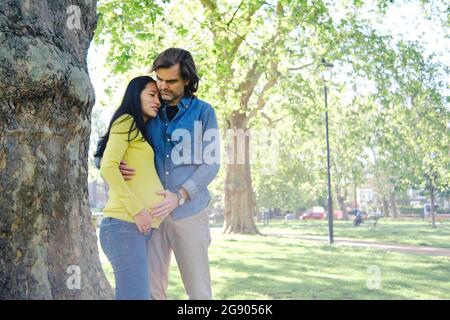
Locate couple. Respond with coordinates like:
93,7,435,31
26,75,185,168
95,48,220,300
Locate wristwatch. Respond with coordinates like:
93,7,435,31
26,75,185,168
175,190,186,206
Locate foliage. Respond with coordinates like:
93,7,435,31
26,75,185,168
92,0,449,213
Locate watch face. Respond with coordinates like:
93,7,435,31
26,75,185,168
176,191,184,206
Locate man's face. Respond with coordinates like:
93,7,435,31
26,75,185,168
155,64,189,105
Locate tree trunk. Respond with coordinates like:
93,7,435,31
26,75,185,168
447,191,450,215
0,0,112,299
430,185,436,228
223,112,259,234
389,191,399,219
382,196,390,218
335,185,348,220
337,196,348,220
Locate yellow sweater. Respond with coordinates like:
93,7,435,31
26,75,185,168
100,114,163,228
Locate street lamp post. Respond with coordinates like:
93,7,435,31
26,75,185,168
320,58,334,244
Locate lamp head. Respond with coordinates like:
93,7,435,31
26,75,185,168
320,58,334,82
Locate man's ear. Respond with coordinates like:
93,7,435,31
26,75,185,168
184,79,190,86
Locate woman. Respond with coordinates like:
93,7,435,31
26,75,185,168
95,76,163,300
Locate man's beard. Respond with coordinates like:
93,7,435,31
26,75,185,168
161,91,183,104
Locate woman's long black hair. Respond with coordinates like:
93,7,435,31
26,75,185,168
94,76,156,158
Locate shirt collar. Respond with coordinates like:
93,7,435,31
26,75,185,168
179,96,194,109
162,96,192,108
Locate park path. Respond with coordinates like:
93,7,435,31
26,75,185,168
262,232,450,257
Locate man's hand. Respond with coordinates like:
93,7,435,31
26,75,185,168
119,160,136,181
150,190,179,219
133,208,153,235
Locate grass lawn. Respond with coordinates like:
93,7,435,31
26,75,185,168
102,219,450,299
257,218,450,249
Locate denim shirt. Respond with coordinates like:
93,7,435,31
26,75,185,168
147,96,220,220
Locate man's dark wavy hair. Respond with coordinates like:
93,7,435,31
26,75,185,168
151,48,199,97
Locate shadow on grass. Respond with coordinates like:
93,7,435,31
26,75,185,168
208,234,431,299
104,226,450,300
211,254,409,300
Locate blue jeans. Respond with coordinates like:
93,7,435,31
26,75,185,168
100,217,152,300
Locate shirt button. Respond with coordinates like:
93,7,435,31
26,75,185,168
166,155,169,158
165,123,168,126
167,138,170,141
166,171,169,175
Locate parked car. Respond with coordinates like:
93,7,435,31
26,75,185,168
299,207,325,220
285,213,296,220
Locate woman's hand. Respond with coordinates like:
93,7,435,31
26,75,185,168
119,160,136,181
133,208,152,235
150,190,179,220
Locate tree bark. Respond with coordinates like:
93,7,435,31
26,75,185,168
223,112,259,234
430,185,436,228
382,196,390,218
335,185,349,220
447,191,450,215
0,0,112,299
389,191,399,219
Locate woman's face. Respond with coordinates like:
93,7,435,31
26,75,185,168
140,82,161,119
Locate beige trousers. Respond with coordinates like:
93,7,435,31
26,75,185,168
147,207,212,300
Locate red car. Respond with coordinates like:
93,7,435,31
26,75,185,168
299,207,325,220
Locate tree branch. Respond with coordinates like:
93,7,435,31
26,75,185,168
226,0,244,26
241,1,284,114
193,17,219,40
229,1,266,57
199,0,221,39
200,0,217,12
247,62,279,119
239,61,264,108
287,62,315,71
259,112,289,127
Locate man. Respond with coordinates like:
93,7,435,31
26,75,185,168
117,48,220,300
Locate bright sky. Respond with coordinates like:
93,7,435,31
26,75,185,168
361,0,448,64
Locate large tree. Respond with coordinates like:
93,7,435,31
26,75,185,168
0,0,112,299
94,0,448,234
366,42,449,227
95,0,390,234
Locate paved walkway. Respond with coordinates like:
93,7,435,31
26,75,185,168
263,233,450,257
